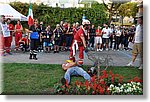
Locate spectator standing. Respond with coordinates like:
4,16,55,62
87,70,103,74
89,24,96,50
39,21,46,52
14,20,23,51
102,25,110,51
109,25,114,50
43,25,53,53
114,27,121,51
53,24,63,53
95,26,102,51
65,23,73,51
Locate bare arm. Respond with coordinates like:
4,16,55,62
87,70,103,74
62,62,77,71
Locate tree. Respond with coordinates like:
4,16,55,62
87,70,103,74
118,2,138,25
102,0,130,25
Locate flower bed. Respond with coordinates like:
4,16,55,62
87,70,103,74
54,70,143,95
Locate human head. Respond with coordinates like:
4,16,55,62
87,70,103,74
92,24,94,28
138,16,143,25
34,19,38,25
40,22,43,25
105,25,108,29
1,15,5,23
98,25,101,29
56,24,60,28
6,18,11,24
17,20,21,25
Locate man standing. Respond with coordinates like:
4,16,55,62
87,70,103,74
127,13,143,69
102,25,110,51
69,20,90,66
89,24,96,50
7,18,14,54
0,15,12,55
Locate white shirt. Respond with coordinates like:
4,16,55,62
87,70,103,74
116,30,121,37
109,28,114,34
134,24,143,43
102,27,110,38
0,22,10,37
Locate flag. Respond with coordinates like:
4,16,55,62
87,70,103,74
27,3,34,26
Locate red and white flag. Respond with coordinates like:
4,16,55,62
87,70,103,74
27,3,34,26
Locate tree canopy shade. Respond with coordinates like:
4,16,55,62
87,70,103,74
118,2,138,18
102,0,131,25
10,2,108,28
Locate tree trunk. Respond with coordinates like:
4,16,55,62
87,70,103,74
108,13,113,25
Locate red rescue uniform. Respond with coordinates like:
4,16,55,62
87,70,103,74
8,23,14,48
15,24,22,48
70,27,87,62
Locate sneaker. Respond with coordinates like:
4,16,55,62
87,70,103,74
96,49,99,52
127,62,134,66
138,64,143,69
106,48,108,51
99,49,103,51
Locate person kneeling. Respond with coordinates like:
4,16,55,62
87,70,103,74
61,60,91,85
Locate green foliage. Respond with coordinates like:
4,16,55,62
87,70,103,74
118,2,138,17
10,2,108,29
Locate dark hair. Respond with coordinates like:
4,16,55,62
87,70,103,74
1,15,5,17
6,18,11,21
139,16,143,20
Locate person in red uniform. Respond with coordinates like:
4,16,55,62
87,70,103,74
69,20,90,66
1,15,12,55
19,34,30,52
14,20,23,50
6,18,14,54
0,15,5,56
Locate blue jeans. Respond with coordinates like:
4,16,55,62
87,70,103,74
64,66,91,84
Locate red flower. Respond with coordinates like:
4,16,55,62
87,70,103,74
99,86,104,94
75,80,79,86
102,70,107,76
115,74,119,77
109,70,113,76
100,80,105,85
91,75,96,82
93,83,97,90
85,80,89,89
119,75,123,83
111,76,114,83
106,86,110,94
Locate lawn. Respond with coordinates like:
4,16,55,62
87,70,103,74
2,63,143,95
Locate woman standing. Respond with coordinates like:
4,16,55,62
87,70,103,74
65,23,73,51
14,20,23,50
53,24,63,53
95,26,102,51
29,19,40,60
115,27,121,51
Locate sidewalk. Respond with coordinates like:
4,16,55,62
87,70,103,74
2,50,140,66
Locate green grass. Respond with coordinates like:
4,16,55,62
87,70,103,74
2,63,143,95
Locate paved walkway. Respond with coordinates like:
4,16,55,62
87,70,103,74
2,49,140,66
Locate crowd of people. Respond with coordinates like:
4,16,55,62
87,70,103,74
0,15,141,63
